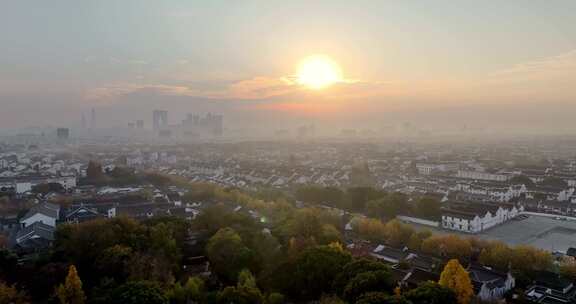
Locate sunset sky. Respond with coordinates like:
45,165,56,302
1,0,576,132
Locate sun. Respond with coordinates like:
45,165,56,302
297,55,343,89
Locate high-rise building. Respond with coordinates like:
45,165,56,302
181,112,223,136
153,110,168,131
56,128,70,140
90,108,96,129
136,120,144,129
81,113,86,129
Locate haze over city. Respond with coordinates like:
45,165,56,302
1,0,576,137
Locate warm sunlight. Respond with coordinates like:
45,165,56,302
297,55,343,89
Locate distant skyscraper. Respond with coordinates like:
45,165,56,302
136,120,144,129
81,113,86,129
181,112,223,136
153,110,168,131
90,108,96,129
56,128,70,140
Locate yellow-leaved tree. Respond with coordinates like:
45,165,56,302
56,265,85,304
439,259,474,304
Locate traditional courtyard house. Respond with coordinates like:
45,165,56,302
15,221,55,252
525,271,575,304
20,202,60,228
371,245,416,264
468,264,515,301
65,205,103,223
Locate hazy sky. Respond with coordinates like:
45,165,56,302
1,0,576,132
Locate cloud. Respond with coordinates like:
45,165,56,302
86,49,576,107
84,84,207,101
475,50,576,100
83,75,400,103
494,50,576,78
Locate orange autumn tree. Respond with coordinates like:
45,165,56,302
439,259,474,304
56,265,85,304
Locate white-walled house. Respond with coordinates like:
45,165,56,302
468,264,515,301
20,202,60,228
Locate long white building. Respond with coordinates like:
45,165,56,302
442,203,523,233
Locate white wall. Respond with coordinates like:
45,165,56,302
21,213,56,227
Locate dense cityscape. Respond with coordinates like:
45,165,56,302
2,123,576,303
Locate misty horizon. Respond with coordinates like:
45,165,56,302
1,0,575,137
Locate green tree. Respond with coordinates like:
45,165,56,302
342,270,394,302
405,281,457,304
294,245,352,300
96,245,133,282
265,293,285,304
346,187,385,211
333,258,391,293
541,176,568,188
56,265,85,304
383,219,414,247
206,228,254,283
415,197,441,220
169,277,204,304
217,269,263,304
407,230,432,251
438,260,474,304
356,292,409,304
509,175,535,187
110,281,167,304
365,193,406,219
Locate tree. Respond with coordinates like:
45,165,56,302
509,175,535,187
217,269,263,304
407,230,431,251
342,270,394,302
356,292,409,304
365,193,406,219
265,293,285,304
541,176,568,188
346,187,385,211
169,277,204,304
96,245,133,282
110,281,167,304
206,228,254,283
294,245,352,300
217,286,263,304
289,208,323,240
438,259,474,304
0,250,18,278
421,235,472,261
86,161,104,181
56,265,85,304
559,257,576,281
0,281,29,304
478,241,512,271
354,218,387,242
405,281,457,304
415,197,441,220
333,258,391,293
319,224,342,245
383,219,414,247
318,295,346,304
